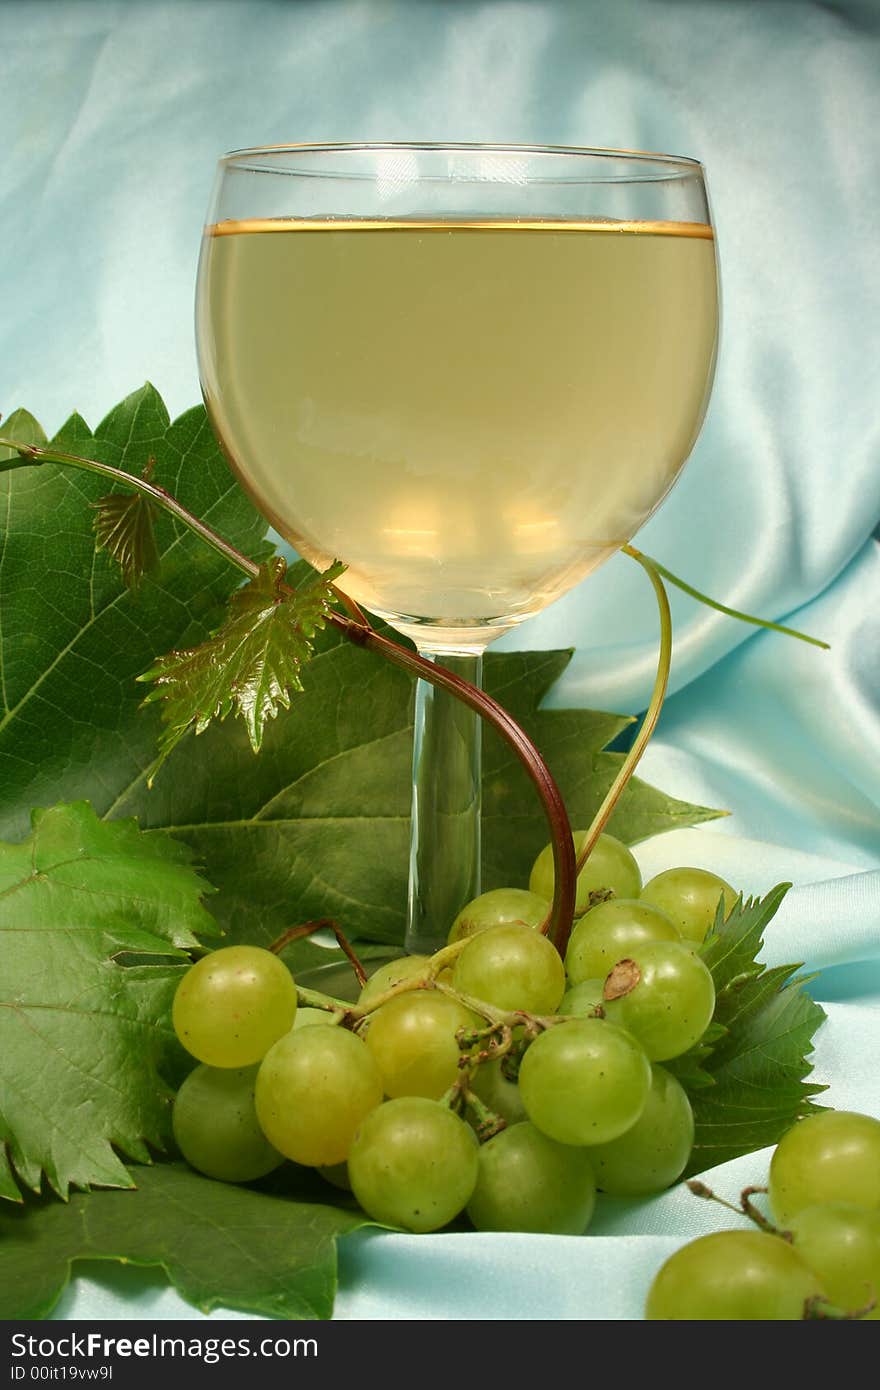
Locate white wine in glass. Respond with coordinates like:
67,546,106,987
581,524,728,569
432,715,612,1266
196,145,719,953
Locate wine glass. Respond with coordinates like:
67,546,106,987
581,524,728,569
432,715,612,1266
195,143,719,955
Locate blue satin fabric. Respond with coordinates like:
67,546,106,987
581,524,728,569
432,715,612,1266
2,0,878,1322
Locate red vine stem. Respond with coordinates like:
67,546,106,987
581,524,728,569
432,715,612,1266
332,614,576,951
267,917,367,987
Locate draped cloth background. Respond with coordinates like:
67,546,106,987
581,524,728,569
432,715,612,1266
2,0,878,1320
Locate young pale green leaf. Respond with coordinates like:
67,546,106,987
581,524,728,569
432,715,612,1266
139,558,344,781
666,886,827,1176
92,484,160,589
0,802,218,1200
0,1162,367,1320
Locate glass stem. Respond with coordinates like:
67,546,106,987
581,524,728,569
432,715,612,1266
405,650,483,956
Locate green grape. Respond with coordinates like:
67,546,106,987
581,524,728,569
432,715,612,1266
358,954,432,1006
172,945,298,1067
564,899,679,986
641,866,738,944
769,1110,880,1224
453,924,566,1015
646,1230,824,1319
293,1007,336,1029
348,1097,480,1232
364,991,479,1099
172,1064,284,1183
787,1204,880,1318
587,1064,694,1196
467,1122,596,1234
469,1057,528,1126
519,1018,651,1146
255,1025,382,1166
448,887,548,944
529,831,642,917
560,979,606,1017
609,940,715,1061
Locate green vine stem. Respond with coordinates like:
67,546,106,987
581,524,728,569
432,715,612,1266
560,541,828,915
575,548,672,877
632,546,830,650
0,435,577,952
533,544,674,950
291,984,348,1020
0,438,259,579
421,937,471,978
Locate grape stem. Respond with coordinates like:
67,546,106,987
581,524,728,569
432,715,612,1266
462,1088,508,1142
433,981,512,1029
438,1068,508,1143
686,1180,783,1237
298,942,580,1061
291,984,348,1021
435,980,578,1043
424,936,471,979
344,938,472,1024
0,435,576,954
456,1020,515,1055
267,918,367,988
803,1294,877,1320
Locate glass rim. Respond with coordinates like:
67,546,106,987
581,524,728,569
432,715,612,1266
218,140,705,178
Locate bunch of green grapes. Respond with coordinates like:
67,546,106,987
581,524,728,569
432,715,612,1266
171,943,385,1178
646,1109,880,1319
168,832,739,1238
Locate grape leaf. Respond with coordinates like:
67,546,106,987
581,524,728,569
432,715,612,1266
0,802,217,1201
140,557,344,779
0,384,272,840
0,390,719,951
114,624,719,951
0,1162,367,1320
669,886,828,1176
